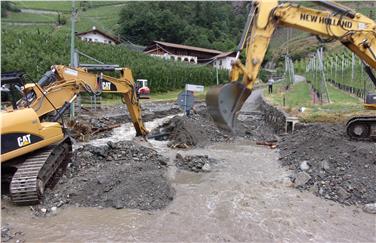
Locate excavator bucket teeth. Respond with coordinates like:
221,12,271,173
206,81,252,132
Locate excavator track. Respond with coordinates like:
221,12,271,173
10,138,71,204
346,116,376,141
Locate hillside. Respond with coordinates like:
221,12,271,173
1,29,227,92
2,1,375,73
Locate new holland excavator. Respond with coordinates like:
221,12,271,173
206,0,376,141
1,65,148,204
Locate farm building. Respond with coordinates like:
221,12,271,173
144,41,222,65
212,51,237,70
76,26,120,45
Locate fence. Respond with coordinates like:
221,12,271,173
304,47,375,102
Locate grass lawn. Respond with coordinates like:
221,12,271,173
3,2,126,33
264,80,374,123
14,1,73,12
2,12,56,23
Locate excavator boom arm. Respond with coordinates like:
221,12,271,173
23,65,148,136
206,0,376,136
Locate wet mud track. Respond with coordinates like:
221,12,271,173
2,90,375,242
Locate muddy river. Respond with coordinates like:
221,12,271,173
2,91,375,242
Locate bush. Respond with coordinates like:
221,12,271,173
1,29,228,93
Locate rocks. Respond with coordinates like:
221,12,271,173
150,106,276,148
1,224,24,243
321,160,330,171
42,141,175,211
174,154,217,173
299,161,310,171
294,172,311,187
68,101,181,141
362,203,376,214
279,123,376,205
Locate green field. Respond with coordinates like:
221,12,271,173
2,1,126,34
13,1,72,11
264,80,373,123
2,12,56,23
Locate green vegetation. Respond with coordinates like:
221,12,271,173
2,12,56,23
264,80,372,123
1,29,227,93
1,1,20,17
13,1,72,12
118,2,247,51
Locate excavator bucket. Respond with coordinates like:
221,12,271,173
206,81,252,132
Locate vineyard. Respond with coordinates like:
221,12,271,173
1,29,228,92
302,47,375,102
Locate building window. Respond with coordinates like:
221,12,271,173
219,60,222,66
109,40,112,44
89,38,92,42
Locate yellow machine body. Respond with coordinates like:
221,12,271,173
206,0,376,140
1,108,64,162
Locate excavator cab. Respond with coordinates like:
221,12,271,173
1,71,26,110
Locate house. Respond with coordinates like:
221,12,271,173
212,51,237,70
144,41,222,64
76,26,120,45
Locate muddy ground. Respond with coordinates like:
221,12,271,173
68,101,181,141
279,123,376,205
150,103,277,148
1,90,375,242
41,141,175,211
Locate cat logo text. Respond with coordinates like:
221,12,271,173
17,134,31,147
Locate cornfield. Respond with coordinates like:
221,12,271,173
1,29,228,92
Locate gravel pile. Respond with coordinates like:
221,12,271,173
174,153,218,173
150,113,230,148
279,124,376,205
150,106,277,148
42,141,175,210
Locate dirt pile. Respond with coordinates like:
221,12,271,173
175,153,218,172
279,124,376,205
150,106,277,148
42,141,174,210
235,111,277,142
150,113,230,148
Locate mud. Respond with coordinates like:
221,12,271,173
150,106,276,148
41,141,174,211
279,123,376,205
1,89,375,242
1,223,25,243
174,153,218,173
69,101,181,141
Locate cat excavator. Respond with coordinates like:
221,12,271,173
1,65,148,204
206,0,376,141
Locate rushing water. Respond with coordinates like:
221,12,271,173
2,94,375,242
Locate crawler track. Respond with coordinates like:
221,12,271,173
346,116,376,141
10,138,71,204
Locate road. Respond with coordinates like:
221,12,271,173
2,91,375,242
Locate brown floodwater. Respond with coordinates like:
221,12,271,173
2,140,375,242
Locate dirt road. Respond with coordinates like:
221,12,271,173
2,91,375,242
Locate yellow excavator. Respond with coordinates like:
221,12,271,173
1,65,148,204
206,0,376,141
